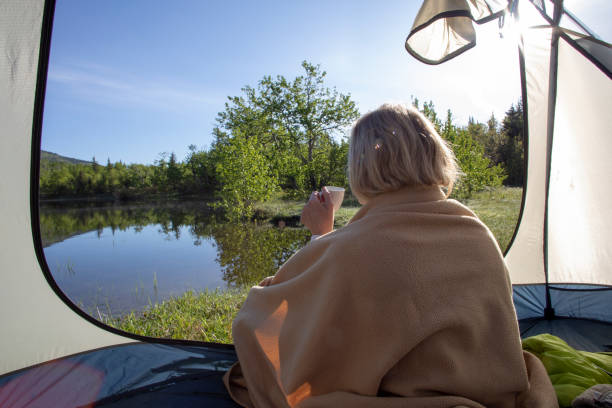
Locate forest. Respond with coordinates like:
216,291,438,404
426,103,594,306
40,62,525,218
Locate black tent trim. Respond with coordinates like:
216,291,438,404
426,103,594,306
405,7,507,65
29,0,235,351
514,283,612,288
528,0,611,78
549,285,612,291
540,0,562,320
529,0,555,25
530,0,545,15
558,30,612,79
563,7,600,40
502,33,529,256
405,40,477,66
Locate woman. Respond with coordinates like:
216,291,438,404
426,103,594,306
224,104,557,407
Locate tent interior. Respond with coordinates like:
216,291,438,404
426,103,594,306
0,0,610,406
406,0,612,352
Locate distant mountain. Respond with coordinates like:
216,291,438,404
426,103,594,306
41,150,92,165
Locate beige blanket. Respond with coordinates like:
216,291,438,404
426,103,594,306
224,187,557,408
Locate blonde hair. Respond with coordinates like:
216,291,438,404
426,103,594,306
348,103,458,203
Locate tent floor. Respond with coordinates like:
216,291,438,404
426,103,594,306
0,343,240,408
2,319,610,407
89,369,241,408
519,317,612,352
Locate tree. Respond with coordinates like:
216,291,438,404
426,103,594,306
452,128,506,198
421,100,442,133
213,131,276,220
153,152,169,192
166,152,182,191
437,107,506,198
213,61,359,201
498,102,524,186
185,145,217,194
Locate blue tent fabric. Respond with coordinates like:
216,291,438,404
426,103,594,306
514,285,612,322
0,343,239,407
519,317,612,352
515,285,612,352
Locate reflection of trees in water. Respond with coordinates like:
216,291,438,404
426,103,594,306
211,222,309,287
39,201,212,246
40,201,310,286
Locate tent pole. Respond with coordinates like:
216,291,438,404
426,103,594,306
542,0,563,320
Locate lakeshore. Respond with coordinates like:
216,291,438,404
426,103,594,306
97,187,522,343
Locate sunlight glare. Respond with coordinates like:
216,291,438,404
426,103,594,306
498,1,548,49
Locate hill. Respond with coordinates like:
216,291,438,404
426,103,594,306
41,151,92,166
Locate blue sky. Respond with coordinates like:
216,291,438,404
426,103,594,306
42,0,611,164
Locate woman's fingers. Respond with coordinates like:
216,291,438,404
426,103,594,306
309,191,319,203
321,187,332,208
259,276,273,286
301,189,334,235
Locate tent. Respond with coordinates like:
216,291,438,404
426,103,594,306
0,0,610,406
406,0,612,353
1,0,240,406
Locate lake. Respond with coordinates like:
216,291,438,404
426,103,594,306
40,200,309,318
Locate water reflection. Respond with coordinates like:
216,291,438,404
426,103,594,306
40,200,309,315
212,222,308,286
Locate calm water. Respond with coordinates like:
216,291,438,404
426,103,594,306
40,200,309,317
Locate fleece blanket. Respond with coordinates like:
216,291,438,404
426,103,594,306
224,186,557,407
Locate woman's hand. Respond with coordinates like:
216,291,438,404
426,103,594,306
259,276,274,287
300,187,334,236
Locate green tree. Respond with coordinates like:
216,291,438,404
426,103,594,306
213,61,359,199
498,102,524,186
153,153,169,192
484,114,503,162
166,152,183,191
127,164,154,192
185,145,217,193
439,108,506,198
213,132,276,220
422,100,442,132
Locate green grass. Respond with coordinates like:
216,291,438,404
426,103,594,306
458,187,523,252
108,187,522,343
253,192,361,228
104,288,249,343
255,187,523,250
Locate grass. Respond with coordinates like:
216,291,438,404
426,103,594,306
104,288,250,343
256,187,523,250
459,187,523,252
253,192,361,228
106,186,523,344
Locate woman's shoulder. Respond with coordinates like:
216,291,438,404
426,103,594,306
344,197,482,230
323,197,500,258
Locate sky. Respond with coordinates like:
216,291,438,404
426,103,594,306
42,0,611,165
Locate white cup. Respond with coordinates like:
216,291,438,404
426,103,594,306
324,186,345,211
